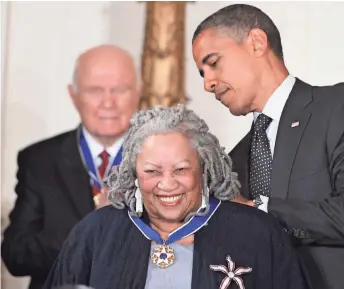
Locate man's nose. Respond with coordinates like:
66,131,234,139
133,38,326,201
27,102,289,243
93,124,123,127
204,74,218,93
101,90,116,108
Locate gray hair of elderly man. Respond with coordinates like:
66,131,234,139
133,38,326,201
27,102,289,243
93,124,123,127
106,104,241,221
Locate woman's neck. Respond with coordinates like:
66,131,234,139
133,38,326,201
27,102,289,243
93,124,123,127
150,220,195,245
150,220,182,241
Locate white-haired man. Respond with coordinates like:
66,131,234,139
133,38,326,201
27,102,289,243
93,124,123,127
1,44,141,289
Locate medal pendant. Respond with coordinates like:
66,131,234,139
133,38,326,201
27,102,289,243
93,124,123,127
151,244,175,268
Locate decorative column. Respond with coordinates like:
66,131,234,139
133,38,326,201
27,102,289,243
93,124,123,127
140,1,189,108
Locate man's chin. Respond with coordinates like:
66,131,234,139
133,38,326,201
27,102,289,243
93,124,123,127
219,99,239,116
228,105,249,117
228,106,240,116
95,126,126,136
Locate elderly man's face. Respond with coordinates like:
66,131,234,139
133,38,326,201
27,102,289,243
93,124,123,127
136,132,203,223
192,28,260,116
69,48,139,144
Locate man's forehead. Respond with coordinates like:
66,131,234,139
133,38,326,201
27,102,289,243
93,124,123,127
193,29,233,56
193,29,217,48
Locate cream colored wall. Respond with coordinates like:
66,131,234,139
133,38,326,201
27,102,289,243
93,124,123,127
1,2,344,289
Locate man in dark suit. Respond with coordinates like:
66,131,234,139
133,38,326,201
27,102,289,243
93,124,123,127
1,44,141,289
191,4,344,289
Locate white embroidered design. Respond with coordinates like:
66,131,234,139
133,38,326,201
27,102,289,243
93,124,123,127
210,255,252,289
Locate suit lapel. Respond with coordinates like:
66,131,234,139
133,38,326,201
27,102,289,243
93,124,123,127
57,128,94,218
230,127,253,199
271,79,313,199
192,220,220,289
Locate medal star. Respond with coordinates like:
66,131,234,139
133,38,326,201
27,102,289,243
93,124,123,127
155,246,174,265
151,245,175,268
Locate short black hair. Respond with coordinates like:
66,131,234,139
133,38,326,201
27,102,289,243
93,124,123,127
192,4,284,60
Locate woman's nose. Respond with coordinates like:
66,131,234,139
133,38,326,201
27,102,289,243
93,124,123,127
157,176,178,192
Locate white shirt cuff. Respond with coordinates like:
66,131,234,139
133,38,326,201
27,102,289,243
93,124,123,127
258,195,269,213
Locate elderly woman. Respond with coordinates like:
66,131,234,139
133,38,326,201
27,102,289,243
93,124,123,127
44,104,309,289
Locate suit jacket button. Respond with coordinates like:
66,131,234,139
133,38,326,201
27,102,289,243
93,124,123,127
299,230,306,238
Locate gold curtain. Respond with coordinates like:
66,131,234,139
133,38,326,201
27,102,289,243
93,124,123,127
140,1,189,109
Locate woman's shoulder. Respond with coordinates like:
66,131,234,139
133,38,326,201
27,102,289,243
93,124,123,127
73,205,130,236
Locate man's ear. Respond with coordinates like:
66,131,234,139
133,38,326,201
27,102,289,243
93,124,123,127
247,28,268,57
68,84,76,100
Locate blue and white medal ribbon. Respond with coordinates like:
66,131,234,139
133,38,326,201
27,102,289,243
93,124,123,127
77,127,123,191
129,197,221,268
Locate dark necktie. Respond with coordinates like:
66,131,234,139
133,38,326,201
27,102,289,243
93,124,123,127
92,150,109,197
98,150,110,180
249,114,273,198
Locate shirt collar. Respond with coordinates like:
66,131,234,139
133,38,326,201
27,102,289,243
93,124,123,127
81,126,125,160
253,75,296,122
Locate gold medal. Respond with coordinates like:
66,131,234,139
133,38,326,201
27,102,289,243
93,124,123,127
151,243,175,268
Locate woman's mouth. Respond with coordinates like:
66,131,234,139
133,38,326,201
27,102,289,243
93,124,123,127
156,194,185,206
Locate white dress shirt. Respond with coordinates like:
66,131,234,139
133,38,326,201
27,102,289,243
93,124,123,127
82,126,125,174
252,75,296,212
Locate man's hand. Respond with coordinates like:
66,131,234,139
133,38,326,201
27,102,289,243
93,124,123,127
231,195,254,207
95,188,111,210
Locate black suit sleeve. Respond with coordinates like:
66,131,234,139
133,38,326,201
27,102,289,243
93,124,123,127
1,150,62,278
268,93,344,245
269,221,312,289
43,218,92,289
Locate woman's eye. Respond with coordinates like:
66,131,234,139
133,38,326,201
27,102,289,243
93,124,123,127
175,168,187,173
144,170,158,174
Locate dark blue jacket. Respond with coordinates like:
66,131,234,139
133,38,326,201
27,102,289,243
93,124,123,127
44,201,311,289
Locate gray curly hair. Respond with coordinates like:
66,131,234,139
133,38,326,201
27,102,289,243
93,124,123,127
106,104,240,220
